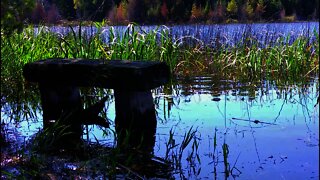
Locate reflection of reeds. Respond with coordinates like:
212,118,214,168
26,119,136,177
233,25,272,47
163,126,201,178
222,141,230,178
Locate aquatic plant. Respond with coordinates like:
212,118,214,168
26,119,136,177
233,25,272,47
162,126,202,178
222,141,230,177
1,23,318,90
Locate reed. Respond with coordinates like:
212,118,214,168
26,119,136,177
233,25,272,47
2,23,318,85
31,120,73,153
1,23,318,120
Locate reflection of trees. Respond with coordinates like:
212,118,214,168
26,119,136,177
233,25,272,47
1,73,318,178
156,75,318,125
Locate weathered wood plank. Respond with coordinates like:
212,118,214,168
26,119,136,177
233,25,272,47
23,58,170,91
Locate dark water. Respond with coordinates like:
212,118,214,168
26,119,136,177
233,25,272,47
36,22,319,48
1,76,319,179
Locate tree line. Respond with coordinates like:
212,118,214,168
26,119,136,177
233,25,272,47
2,0,319,30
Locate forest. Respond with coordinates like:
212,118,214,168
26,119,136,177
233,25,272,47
2,0,319,29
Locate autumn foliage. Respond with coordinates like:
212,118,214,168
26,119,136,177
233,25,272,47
23,0,320,25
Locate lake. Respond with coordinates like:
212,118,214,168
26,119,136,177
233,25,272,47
1,22,319,179
1,76,319,179
36,22,319,48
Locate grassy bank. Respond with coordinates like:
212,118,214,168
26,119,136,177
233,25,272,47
1,23,319,89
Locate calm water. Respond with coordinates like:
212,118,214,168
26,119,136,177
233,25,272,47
2,76,319,179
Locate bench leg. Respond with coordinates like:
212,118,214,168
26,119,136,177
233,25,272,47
114,90,157,153
39,84,83,148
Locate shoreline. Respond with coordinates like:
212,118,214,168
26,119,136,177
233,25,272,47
30,19,320,28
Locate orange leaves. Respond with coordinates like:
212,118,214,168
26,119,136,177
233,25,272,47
161,2,169,20
108,2,128,24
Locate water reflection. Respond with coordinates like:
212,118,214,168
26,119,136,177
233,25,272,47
154,76,319,179
1,76,319,179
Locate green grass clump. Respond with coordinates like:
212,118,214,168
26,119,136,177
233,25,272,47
200,29,319,83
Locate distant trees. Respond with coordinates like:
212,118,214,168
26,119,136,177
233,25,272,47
1,0,318,26
31,2,47,24
54,0,77,20
127,0,147,23
242,1,254,21
254,0,265,21
1,0,35,34
73,0,114,21
263,0,283,20
295,0,318,20
160,2,169,22
108,1,127,24
227,0,238,19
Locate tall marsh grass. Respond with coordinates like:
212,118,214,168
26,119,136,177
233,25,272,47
2,23,318,119
1,23,319,93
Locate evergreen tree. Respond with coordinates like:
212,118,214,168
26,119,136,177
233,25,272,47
263,0,282,20
242,0,254,21
281,0,296,16
213,0,226,23
1,0,35,35
127,0,147,23
227,0,238,19
254,0,265,21
296,0,317,20
54,0,77,20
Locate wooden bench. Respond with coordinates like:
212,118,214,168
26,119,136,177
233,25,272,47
23,58,170,151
